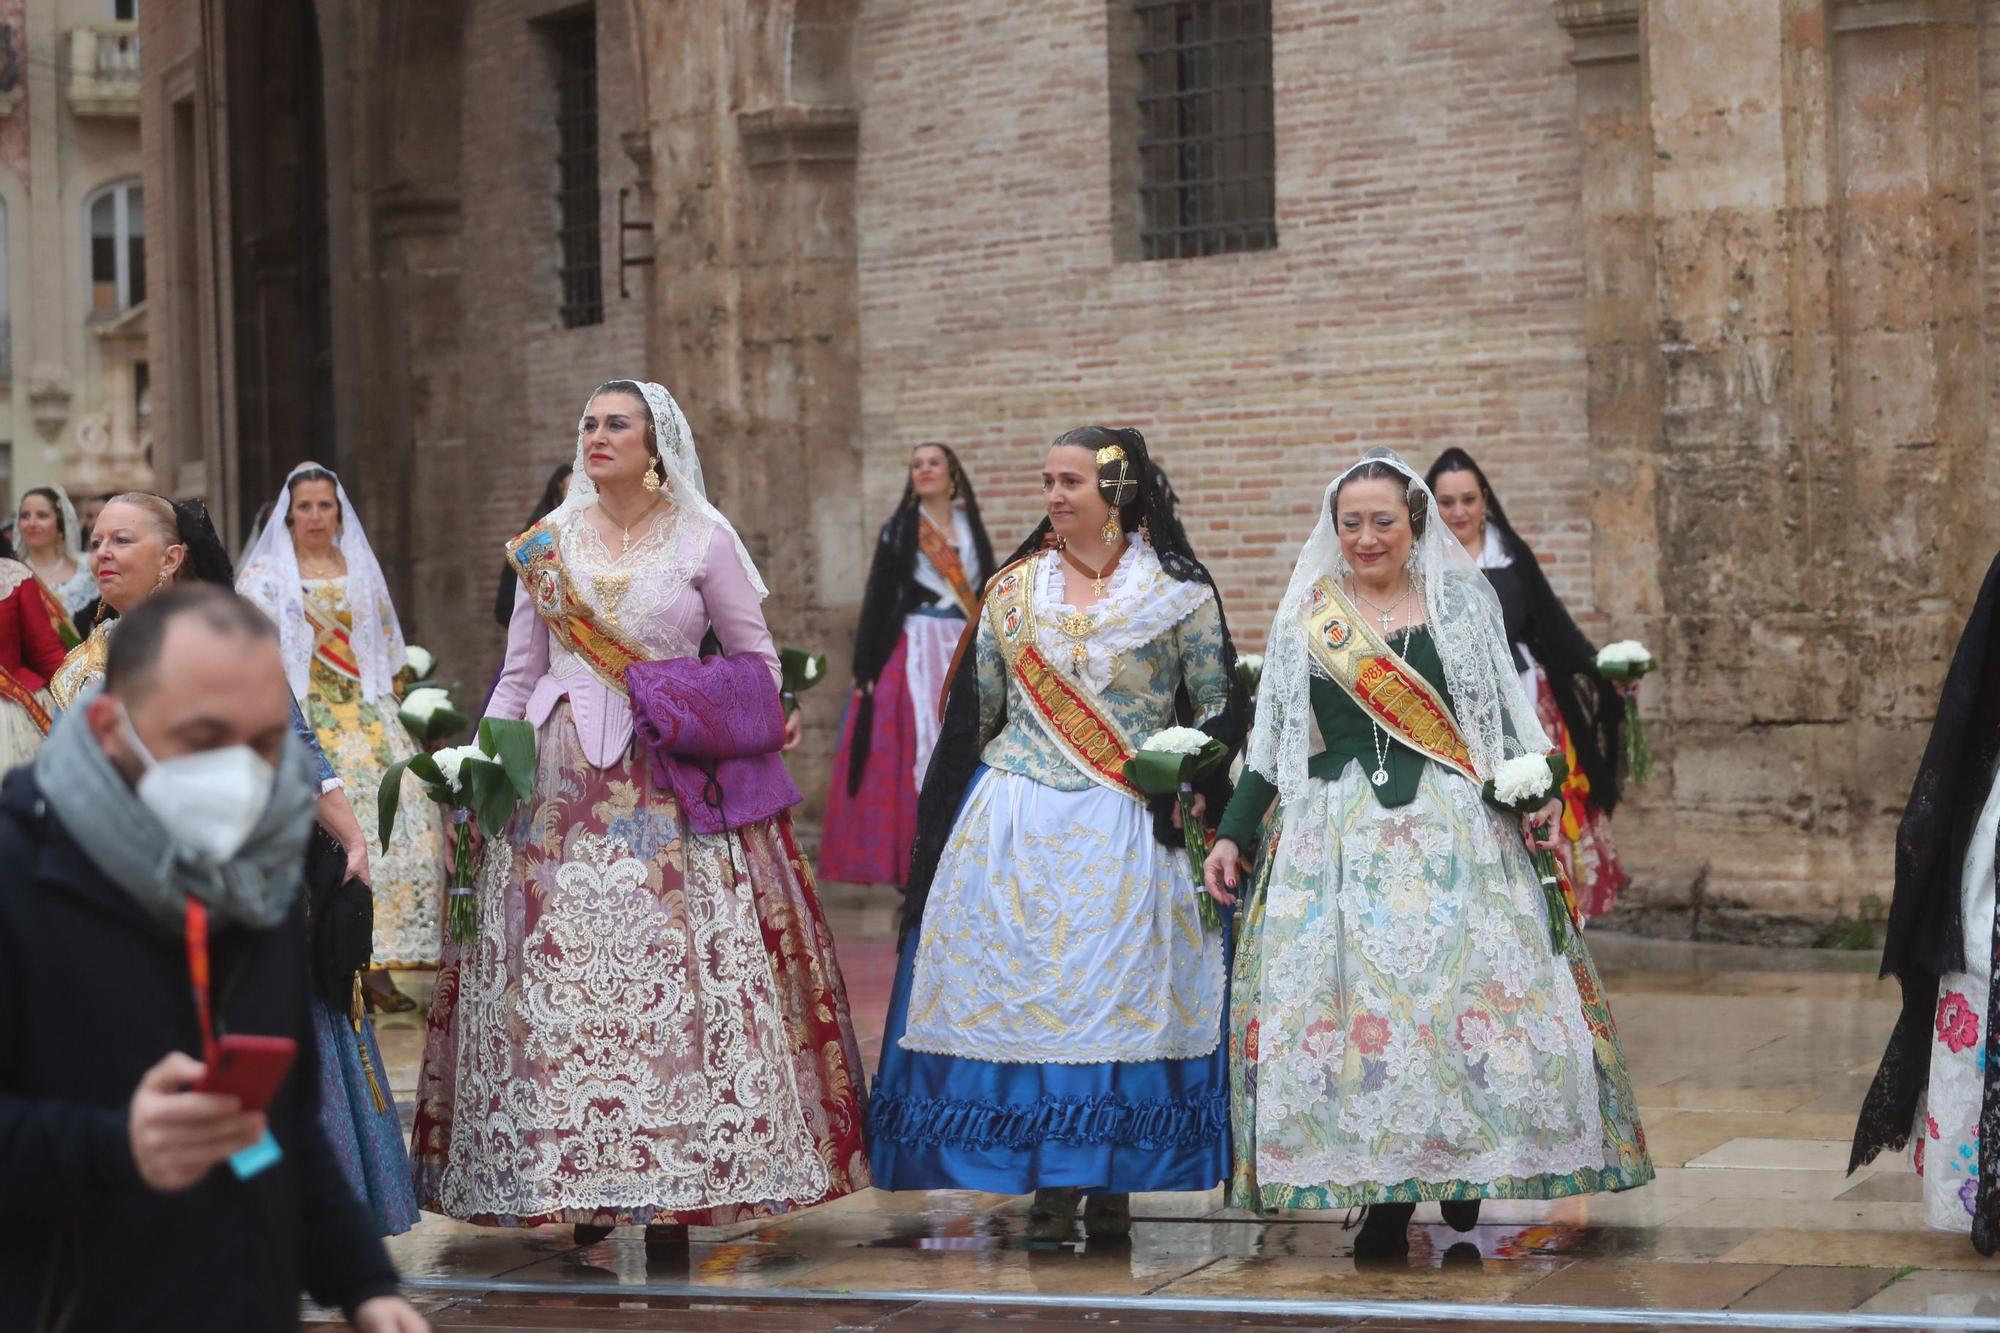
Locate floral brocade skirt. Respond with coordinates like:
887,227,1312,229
409,701,871,1227
1228,760,1652,1211
1528,665,1628,920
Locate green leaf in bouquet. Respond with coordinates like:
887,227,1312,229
479,717,539,801
1124,736,1229,797
376,756,416,852
466,758,519,838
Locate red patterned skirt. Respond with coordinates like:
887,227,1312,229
1529,666,1629,920
410,702,870,1226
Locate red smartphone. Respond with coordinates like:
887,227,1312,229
193,1035,297,1112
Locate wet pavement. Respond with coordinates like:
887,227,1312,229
306,896,2000,1331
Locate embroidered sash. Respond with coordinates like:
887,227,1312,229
26,577,77,650
506,520,649,695
984,556,1144,802
917,513,977,618
1299,575,1479,784
0,665,50,736
303,596,362,682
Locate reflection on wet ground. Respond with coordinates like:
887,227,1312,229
305,908,2000,1330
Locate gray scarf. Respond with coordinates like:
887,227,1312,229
34,685,318,930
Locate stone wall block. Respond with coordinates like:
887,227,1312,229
1844,328,1941,447
1655,209,1797,338
1669,612,1856,725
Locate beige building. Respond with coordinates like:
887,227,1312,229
0,0,148,515
138,0,1998,927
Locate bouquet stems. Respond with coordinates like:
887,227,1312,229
1623,694,1654,784
447,811,478,945
1179,782,1225,933
1535,847,1574,954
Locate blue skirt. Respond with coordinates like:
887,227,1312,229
866,770,1229,1195
312,998,420,1236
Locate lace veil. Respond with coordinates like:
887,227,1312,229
1245,447,1549,805
237,462,409,703
41,484,84,561
559,380,768,600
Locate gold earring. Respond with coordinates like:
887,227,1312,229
643,458,663,494
1101,512,1122,545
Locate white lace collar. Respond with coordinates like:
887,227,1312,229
1032,531,1212,694
1476,523,1513,570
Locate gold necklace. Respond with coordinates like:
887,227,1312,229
603,499,663,555
298,552,342,579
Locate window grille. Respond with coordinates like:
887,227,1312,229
1133,0,1276,261
553,13,603,328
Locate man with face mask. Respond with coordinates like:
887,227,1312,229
0,585,428,1332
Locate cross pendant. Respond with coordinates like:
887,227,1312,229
1379,612,1394,633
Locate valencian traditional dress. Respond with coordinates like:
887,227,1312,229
0,559,64,771
820,497,994,886
1853,551,2000,1248
869,529,1235,1194
411,382,868,1228
1222,454,1651,1214
238,466,445,970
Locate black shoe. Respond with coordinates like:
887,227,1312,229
1352,1202,1414,1260
1441,1198,1481,1233
1025,1186,1082,1242
1082,1193,1131,1237
644,1223,690,1262
572,1222,614,1245
1441,1241,1482,1269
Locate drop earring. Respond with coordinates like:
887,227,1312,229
643,458,663,494
1101,512,1122,546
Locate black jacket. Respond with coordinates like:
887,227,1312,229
0,766,400,1331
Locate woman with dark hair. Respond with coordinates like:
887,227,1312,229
819,442,995,886
1206,449,1651,1259
45,491,420,1236
238,464,445,1004
492,463,573,627
16,484,97,633
1423,448,1630,918
868,426,1249,1239
1851,550,2000,1250
411,379,868,1252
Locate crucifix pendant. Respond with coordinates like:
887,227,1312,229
1378,612,1394,634
1371,767,1390,786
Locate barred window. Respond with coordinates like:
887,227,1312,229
1133,0,1276,261
552,12,603,329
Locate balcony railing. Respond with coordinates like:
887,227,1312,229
68,23,138,119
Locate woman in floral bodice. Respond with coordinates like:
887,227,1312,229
409,379,868,1257
1205,449,1651,1260
868,426,1248,1241
238,465,444,1010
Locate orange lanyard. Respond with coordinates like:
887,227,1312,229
184,898,218,1066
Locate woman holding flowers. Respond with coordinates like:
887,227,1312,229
1205,448,1651,1259
869,426,1248,1241
238,464,444,1008
818,442,995,888
1424,448,1630,919
410,379,868,1254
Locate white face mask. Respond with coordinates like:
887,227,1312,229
118,705,277,864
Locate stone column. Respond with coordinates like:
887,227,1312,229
638,0,863,838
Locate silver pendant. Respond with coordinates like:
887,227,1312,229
1371,767,1389,787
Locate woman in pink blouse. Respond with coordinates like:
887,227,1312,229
410,379,870,1255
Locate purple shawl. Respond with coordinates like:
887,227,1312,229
625,654,801,835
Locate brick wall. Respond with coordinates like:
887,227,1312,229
855,0,1595,650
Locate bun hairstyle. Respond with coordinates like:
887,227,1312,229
1332,448,1428,542
1050,424,1150,532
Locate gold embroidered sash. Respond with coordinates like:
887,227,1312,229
303,596,362,682
984,557,1144,802
0,666,49,736
917,513,977,618
506,520,648,695
1299,575,1479,784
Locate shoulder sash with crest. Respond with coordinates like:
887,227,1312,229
0,664,49,736
1300,575,1479,783
302,594,362,682
506,518,649,695
984,554,1144,802
917,512,977,618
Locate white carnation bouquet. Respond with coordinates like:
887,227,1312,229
378,719,537,944
1483,752,1576,952
1595,639,1658,783
778,646,827,717
396,644,469,746
1123,725,1231,932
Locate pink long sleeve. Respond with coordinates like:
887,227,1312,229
697,528,780,686
486,582,549,723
